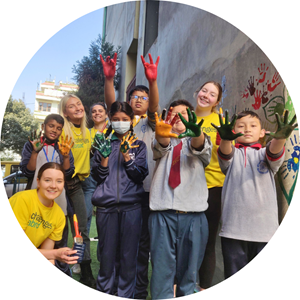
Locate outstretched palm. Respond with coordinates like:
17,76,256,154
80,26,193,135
93,132,112,158
178,108,203,138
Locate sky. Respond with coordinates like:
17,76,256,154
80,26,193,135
1,1,300,300
10,8,103,112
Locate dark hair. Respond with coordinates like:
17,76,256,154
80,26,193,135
89,102,107,117
168,99,194,111
107,101,134,136
236,110,262,126
44,114,64,126
128,85,149,99
37,162,65,180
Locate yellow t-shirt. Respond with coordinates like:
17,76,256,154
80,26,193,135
9,189,65,248
197,113,225,188
62,128,91,181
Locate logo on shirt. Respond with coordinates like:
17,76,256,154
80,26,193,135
28,212,53,229
141,124,147,133
129,153,136,161
257,160,268,174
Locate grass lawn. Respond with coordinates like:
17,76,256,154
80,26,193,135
67,215,152,299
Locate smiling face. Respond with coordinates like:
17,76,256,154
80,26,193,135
91,104,107,125
64,97,85,124
234,115,265,144
43,119,63,141
37,169,64,206
196,82,220,112
129,90,149,116
170,105,189,134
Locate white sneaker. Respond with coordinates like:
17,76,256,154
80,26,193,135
72,263,81,274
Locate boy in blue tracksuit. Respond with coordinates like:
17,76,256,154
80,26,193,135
20,113,75,275
91,101,148,298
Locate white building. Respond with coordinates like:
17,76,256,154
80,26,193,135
33,80,78,125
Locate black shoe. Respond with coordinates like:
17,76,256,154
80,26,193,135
79,260,96,289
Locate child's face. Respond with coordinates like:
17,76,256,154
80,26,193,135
170,105,189,134
234,115,265,144
196,83,219,111
129,90,149,116
37,169,64,203
43,119,63,141
64,97,85,124
91,105,107,125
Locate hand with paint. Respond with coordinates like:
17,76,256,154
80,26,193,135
58,135,74,157
28,130,44,153
211,110,244,141
267,110,298,140
141,53,160,83
100,52,117,80
155,108,179,139
177,108,204,138
120,133,140,154
93,132,112,158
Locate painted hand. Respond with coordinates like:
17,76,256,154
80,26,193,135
178,108,203,138
141,53,160,83
211,110,244,141
154,108,179,138
120,133,140,154
58,135,74,157
267,110,298,139
28,130,44,152
93,132,112,158
100,53,117,80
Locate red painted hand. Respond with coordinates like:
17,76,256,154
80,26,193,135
141,53,160,83
100,53,117,80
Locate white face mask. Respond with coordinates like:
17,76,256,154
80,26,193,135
111,121,131,134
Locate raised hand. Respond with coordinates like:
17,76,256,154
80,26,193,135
92,132,112,158
211,110,244,141
155,108,179,139
58,135,74,157
100,52,117,80
141,53,160,83
177,108,203,138
120,133,140,154
28,130,44,152
267,110,298,139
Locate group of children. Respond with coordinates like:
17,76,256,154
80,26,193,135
8,52,297,299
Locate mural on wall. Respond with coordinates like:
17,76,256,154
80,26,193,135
238,65,299,206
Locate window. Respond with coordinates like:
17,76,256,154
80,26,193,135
39,102,51,112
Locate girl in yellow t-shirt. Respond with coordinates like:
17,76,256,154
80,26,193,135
58,94,95,288
194,81,225,290
9,162,78,264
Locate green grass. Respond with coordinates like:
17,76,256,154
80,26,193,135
67,215,152,299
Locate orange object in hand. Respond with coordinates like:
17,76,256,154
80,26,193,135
73,214,83,245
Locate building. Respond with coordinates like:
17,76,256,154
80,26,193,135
33,79,78,125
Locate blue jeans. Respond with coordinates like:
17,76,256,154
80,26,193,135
81,174,98,234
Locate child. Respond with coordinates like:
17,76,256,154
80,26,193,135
91,101,148,298
100,53,160,298
194,81,225,290
212,109,297,278
10,162,78,265
20,113,75,275
149,100,212,299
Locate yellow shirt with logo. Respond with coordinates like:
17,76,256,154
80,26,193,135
197,113,225,188
9,189,65,248
62,128,91,181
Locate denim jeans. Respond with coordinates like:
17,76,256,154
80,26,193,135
81,174,98,234
66,175,91,262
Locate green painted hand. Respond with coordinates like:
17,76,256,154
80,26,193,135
92,132,112,158
28,130,44,152
178,108,203,138
120,133,139,153
211,110,244,141
267,110,298,139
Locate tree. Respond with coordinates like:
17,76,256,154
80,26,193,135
72,34,121,112
0,96,39,157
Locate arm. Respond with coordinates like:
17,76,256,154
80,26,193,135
20,141,41,176
100,53,117,110
91,149,109,184
141,54,160,113
39,238,78,264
